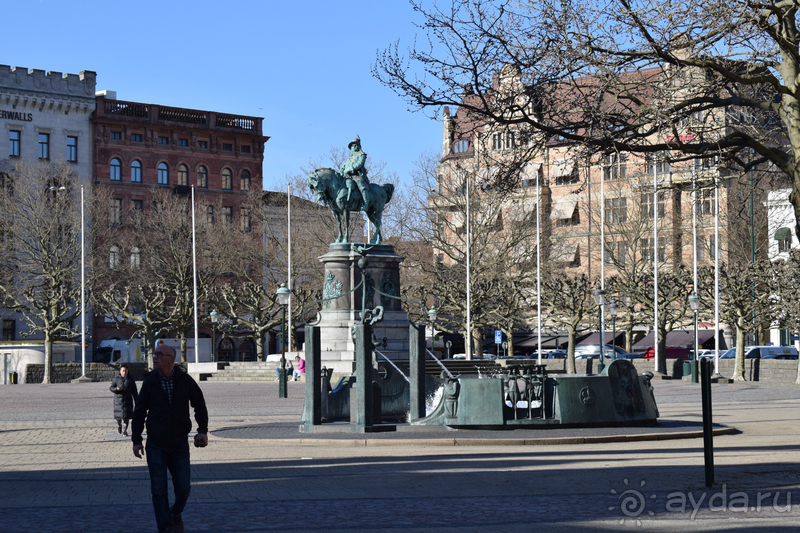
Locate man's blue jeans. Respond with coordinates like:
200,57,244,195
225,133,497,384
146,441,191,533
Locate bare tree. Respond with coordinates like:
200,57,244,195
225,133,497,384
700,260,775,381
374,0,800,241
0,159,105,383
92,187,242,366
539,272,594,374
771,250,800,383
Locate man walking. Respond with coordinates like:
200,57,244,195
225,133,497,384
132,344,208,533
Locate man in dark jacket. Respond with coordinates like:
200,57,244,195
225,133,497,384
132,344,208,533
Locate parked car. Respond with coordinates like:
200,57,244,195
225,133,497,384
719,346,799,360
642,347,689,359
574,345,629,359
616,351,645,359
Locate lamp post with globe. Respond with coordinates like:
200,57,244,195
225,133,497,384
592,285,606,373
277,283,292,398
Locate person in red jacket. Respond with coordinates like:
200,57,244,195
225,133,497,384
131,344,208,533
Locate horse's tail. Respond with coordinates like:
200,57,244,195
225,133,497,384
383,183,395,204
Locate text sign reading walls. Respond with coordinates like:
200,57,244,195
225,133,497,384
0,110,33,121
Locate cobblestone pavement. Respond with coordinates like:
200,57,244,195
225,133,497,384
1,379,799,532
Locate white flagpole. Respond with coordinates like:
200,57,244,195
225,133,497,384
714,175,720,375
653,159,660,373
80,185,86,377
536,166,542,365
466,171,471,360
191,186,199,363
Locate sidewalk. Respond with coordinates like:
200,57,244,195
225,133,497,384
1,379,799,532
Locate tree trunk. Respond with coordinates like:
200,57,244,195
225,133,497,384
145,331,155,371
656,327,668,375
41,331,52,384
256,330,265,362
733,320,747,381
180,335,189,364
566,328,577,374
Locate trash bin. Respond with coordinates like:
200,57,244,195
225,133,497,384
682,360,691,377
8,372,18,384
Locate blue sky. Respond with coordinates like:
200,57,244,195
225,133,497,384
5,0,442,190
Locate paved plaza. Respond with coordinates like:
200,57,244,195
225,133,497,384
1,378,800,532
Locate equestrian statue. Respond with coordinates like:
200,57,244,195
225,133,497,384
307,136,394,244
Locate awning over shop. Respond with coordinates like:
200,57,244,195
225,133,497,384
775,227,792,240
550,158,575,178
521,161,541,183
550,199,578,220
549,241,579,262
633,329,720,350
577,332,624,346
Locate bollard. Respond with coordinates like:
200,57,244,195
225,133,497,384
700,357,714,487
9,372,17,384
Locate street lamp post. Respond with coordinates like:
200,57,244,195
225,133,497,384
209,310,219,363
609,300,618,359
592,285,606,373
277,283,291,399
689,291,701,384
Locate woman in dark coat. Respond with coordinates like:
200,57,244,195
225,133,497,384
110,365,138,436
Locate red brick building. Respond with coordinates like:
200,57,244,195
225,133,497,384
91,95,269,356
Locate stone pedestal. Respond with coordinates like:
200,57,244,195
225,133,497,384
315,243,410,375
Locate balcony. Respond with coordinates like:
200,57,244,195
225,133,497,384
95,97,261,133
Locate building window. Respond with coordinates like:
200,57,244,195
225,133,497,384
641,238,666,262
240,170,251,191
776,228,792,253
67,136,78,162
709,234,717,261
646,151,670,175
241,207,251,232
618,241,629,265
206,206,214,223
110,158,122,181
604,153,627,180
177,164,188,186
241,145,251,154
158,136,169,145
179,138,189,147
222,206,232,224
110,198,122,225
1,319,14,341
605,242,615,264
158,163,169,185
131,160,142,183
197,166,208,188
110,131,122,140
198,140,208,149
453,139,469,153
492,133,502,150
505,132,516,149
641,192,665,218
8,131,20,157
131,133,143,143
604,197,627,224
222,168,232,190
38,133,50,159
110,245,121,269
2,319,14,341
694,189,712,215
132,200,143,226
222,143,233,152
130,246,141,270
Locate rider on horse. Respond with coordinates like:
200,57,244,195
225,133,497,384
340,136,372,211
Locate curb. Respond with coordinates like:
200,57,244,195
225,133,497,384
212,426,739,447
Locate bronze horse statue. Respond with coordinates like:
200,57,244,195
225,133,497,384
307,168,394,244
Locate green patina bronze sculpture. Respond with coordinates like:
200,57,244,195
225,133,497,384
307,136,395,244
